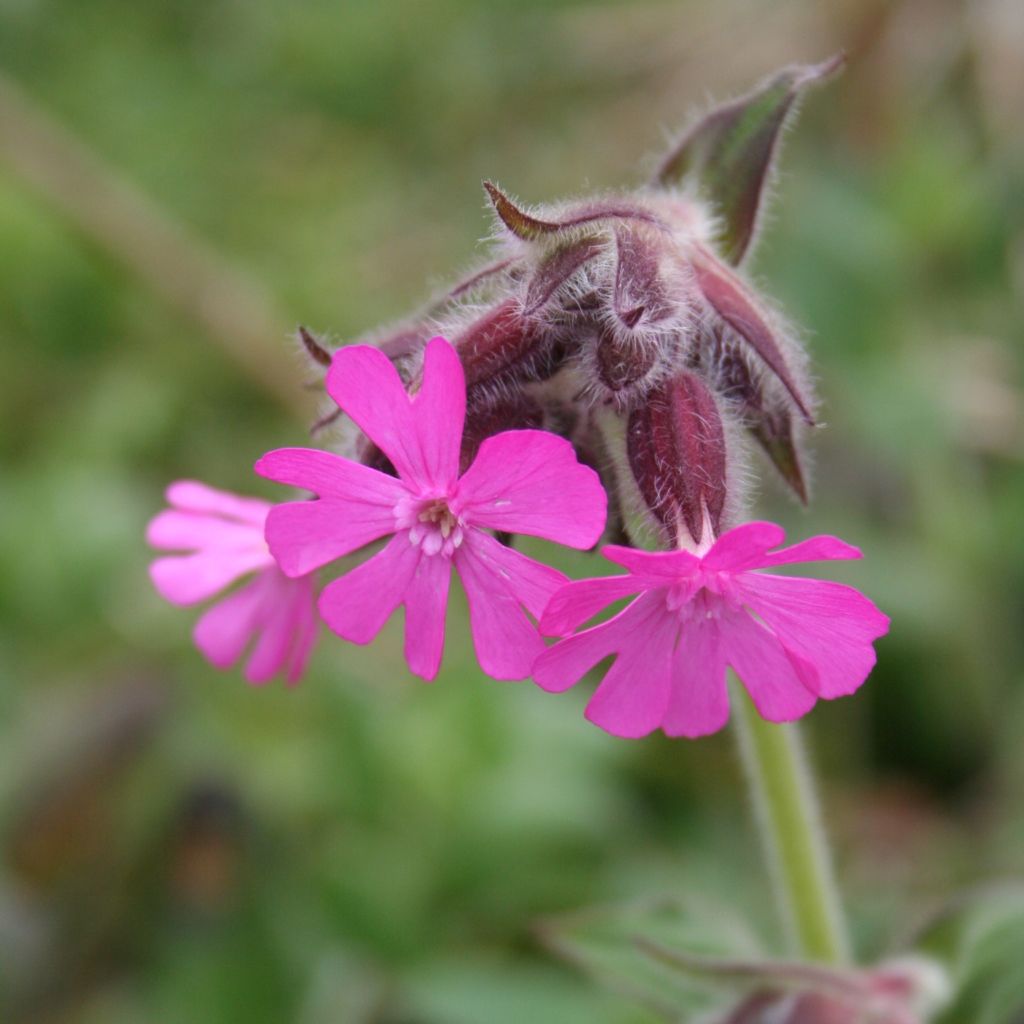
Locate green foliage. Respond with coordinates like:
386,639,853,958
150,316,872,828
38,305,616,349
538,898,763,1020
916,886,1024,1024
1,1,1022,1020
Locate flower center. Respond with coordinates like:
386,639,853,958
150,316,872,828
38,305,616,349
400,497,465,557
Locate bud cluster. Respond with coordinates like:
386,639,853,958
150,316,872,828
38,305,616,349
307,57,844,552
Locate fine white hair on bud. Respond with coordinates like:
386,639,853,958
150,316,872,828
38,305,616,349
307,59,842,545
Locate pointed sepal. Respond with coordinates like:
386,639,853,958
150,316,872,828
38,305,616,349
694,255,815,423
484,181,665,243
713,335,809,502
655,55,845,265
523,235,605,314
484,181,564,241
297,325,331,368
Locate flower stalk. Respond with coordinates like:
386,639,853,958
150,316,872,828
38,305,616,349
732,684,849,964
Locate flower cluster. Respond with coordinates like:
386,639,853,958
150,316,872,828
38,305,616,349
147,57,888,739
307,56,847,549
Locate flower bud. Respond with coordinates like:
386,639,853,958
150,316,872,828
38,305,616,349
452,298,552,389
303,59,844,529
627,370,728,547
595,328,661,395
612,222,679,329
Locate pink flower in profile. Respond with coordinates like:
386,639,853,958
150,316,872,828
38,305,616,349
533,521,889,738
255,336,607,681
147,481,318,685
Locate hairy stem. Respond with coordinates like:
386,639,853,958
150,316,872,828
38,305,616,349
732,684,849,964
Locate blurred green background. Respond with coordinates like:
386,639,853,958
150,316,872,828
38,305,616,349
1,1,1022,1021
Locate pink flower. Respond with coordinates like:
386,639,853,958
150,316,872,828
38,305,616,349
533,521,889,738
255,336,607,681
147,481,318,685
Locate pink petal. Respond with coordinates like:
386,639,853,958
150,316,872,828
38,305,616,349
539,574,646,637
453,530,566,680
146,509,264,553
701,521,786,571
325,340,462,490
411,337,465,492
601,544,700,582
402,550,451,680
193,575,266,669
456,430,607,547
721,606,817,722
166,480,270,525
317,533,422,644
533,589,669,696
756,534,863,568
255,447,408,505
735,573,889,699
469,531,568,619
704,522,863,572
663,619,730,738
533,618,628,695
244,609,296,684
243,573,312,685
583,593,678,738
284,576,319,685
150,547,272,606
264,498,399,578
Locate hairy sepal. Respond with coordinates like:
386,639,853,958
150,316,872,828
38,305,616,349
627,370,730,547
710,332,810,502
483,180,667,244
655,55,845,265
693,253,815,424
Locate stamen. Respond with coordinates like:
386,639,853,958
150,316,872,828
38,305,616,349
408,497,464,556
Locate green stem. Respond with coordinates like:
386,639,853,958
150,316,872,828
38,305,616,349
732,682,849,964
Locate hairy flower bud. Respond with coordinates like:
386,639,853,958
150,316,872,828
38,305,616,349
594,327,662,395
626,370,728,547
305,58,843,546
450,298,560,390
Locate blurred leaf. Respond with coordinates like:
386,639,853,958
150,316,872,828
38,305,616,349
537,897,763,1020
914,884,1024,1024
401,955,653,1024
